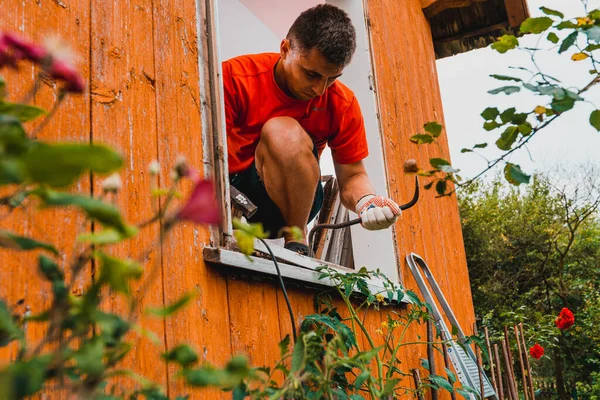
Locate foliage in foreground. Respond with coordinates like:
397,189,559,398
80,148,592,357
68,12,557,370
411,3,600,196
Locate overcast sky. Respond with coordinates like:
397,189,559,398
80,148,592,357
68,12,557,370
438,0,600,181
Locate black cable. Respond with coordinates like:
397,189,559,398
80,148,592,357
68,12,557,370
258,237,297,343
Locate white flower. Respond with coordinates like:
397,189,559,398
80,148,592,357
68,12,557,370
43,35,78,65
101,173,122,193
148,160,160,175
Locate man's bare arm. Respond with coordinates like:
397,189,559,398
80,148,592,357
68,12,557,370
334,160,401,230
334,160,375,210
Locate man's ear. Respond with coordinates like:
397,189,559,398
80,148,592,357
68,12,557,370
280,38,291,60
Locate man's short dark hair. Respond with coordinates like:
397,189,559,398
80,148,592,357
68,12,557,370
287,4,356,67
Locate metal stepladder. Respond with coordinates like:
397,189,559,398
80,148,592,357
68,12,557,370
406,253,497,400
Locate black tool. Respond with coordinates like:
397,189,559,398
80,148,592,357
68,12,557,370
308,176,420,257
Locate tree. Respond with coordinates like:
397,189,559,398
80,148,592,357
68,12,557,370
458,168,600,397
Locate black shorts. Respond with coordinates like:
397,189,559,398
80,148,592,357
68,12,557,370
229,145,324,239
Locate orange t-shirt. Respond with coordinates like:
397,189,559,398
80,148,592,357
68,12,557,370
222,53,369,174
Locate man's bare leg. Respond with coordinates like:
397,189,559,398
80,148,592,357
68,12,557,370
255,117,320,245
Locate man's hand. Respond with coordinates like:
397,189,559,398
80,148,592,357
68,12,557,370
356,195,401,230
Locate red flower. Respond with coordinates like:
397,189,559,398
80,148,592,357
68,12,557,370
1,32,47,63
529,343,544,359
555,307,575,330
175,179,220,225
49,59,85,93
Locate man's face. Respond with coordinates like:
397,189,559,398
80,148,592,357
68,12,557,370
280,39,345,101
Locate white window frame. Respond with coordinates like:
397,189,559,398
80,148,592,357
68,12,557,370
197,0,402,296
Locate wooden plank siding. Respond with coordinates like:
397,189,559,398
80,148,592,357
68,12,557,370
366,0,477,391
1,0,477,398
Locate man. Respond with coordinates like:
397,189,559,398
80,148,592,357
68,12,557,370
223,4,401,255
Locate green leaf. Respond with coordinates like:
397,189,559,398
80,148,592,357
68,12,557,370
439,165,460,173
557,20,578,30
34,189,133,235
445,367,457,384
291,334,306,373
24,143,123,187
38,255,63,282
0,230,58,254
420,358,430,370
460,148,472,153
302,314,356,350
483,121,499,131
429,158,450,169
488,86,520,95
429,375,454,391
0,300,22,347
0,101,46,122
74,337,105,378
474,143,488,149
520,17,554,34
499,108,516,124
559,31,578,53
504,163,531,186
550,96,575,113
481,107,499,121
590,110,600,131
354,369,370,390
1,355,51,397
162,344,199,367
585,26,600,42
77,227,138,245
540,6,564,19
435,180,447,196
424,121,443,137
491,35,518,53
518,123,533,136
97,312,130,345
146,292,194,317
490,74,522,82
496,126,519,150
0,115,30,156
547,32,559,44
278,334,291,358
410,134,434,144
424,182,433,190
97,252,143,295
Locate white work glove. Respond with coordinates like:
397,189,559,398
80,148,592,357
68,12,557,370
356,195,401,230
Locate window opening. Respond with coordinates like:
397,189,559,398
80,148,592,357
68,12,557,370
211,0,400,284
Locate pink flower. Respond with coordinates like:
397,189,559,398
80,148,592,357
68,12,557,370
529,343,544,359
1,32,47,63
175,180,220,225
49,59,85,93
555,307,575,330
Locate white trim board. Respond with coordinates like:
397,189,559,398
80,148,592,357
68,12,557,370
204,246,408,303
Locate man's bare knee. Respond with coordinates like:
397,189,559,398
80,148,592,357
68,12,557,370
260,117,313,155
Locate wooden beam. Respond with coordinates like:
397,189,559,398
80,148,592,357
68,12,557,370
504,0,530,28
423,0,486,19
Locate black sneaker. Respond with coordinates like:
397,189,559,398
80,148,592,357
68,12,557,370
284,241,309,256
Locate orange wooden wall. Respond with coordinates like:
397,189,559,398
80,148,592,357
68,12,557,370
0,0,475,398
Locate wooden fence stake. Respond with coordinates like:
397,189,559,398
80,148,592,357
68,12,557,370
513,325,529,400
427,320,439,400
493,343,505,400
484,327,498,394
412,369,425,400
474,324,485,399
501,337,518,400
519,323,536,400
442,342,457,400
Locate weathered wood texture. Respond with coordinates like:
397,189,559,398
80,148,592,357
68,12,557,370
1,0,476,398
366,0,477,392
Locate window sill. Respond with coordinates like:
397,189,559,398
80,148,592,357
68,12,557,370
203,244,408,304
